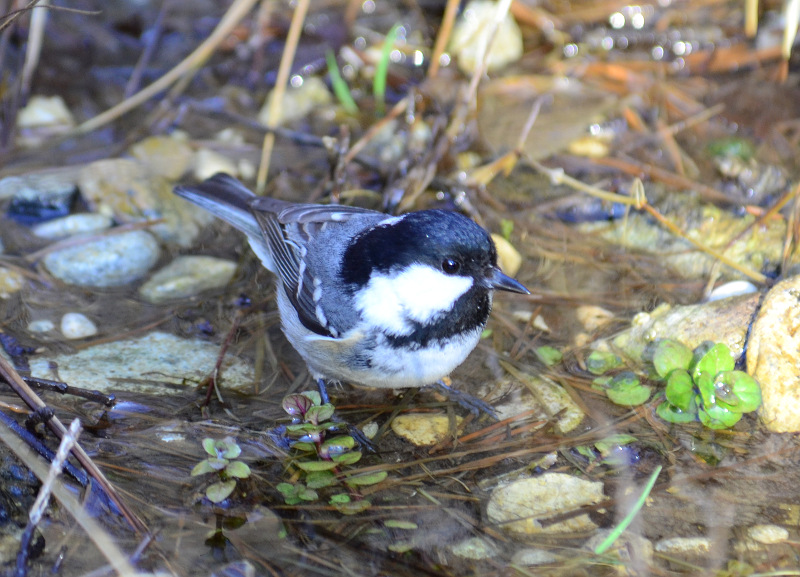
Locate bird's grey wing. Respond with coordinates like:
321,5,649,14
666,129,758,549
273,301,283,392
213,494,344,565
249,201,383,338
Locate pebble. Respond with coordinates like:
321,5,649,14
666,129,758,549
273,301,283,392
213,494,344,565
450,537,497,560
43,230,160,288
654,536,711,565
748,275,800,432
78,158,214,247
0,267,25,298
128,134,194,180
17,95,75,128
139,256,238,304
28,319,56,333
747,524,789,544
486,473,604,535
258,76,332,126
391,414,462,446
510,548,559,566
60,313,98,340
192,148,239,181
32,213,113,240
449,0,523,74
28,331,255,395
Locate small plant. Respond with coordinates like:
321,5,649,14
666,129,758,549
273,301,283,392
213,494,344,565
277,391,386,513
191,437,252,503
594,339,762,430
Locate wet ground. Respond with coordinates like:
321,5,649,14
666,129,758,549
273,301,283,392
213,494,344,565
2,0,800,575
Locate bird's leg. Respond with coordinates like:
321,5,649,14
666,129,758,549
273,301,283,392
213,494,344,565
429,380,498,420
316,378,330,405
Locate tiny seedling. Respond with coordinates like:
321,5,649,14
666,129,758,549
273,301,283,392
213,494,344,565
191,437,252,503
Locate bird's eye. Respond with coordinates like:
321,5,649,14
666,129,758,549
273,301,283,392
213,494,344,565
441,258,461,275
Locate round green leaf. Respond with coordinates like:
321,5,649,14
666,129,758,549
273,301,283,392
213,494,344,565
586,350,623,375
191,460,216,477
332,498,372,515
692,343,735,381
656,401,698,423
299,487,319,501
384,520,419,530
653,339,693,378
306,404,335,425
202,438,218,456
536,346,563,367
220,440,241,460
305,471,336,489
321,435,356,453
225,461,251,479
282,394,315,417
300,391,322,406
605,372,651,406
698,404,742,429
694,372,716,407
665,369,695,410
276,483,296,496
206,480,236,503
291,441,316,452
714,371,762,413
329,493,351,504
332,451,362,465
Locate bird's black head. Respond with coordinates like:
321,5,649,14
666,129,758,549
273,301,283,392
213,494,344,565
340,210,500,288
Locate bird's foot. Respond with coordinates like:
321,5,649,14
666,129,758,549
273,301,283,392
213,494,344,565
429,381,498,420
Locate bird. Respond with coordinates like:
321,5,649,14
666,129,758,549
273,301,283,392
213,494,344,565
174,173,529,409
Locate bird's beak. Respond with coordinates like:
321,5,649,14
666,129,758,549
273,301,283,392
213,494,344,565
487,267,530,294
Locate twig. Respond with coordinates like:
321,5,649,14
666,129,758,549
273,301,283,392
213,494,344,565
256,0,309,194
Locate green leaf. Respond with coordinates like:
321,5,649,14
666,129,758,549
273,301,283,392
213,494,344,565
586,350,623,375
291,442,316,452
219,439,241,460
344,470,388,487
296,460,338,472
191,460,216,477
225,461,251,479
692,343,735,381
500,218,514,240
388,541,415,553
535,346,563,367
326,50,358,115
714,371,762,413
594,434,637,456
332,498,372,515
332,451,362,466
206,480,236,503
299,487,319,501
698,404,742,429
276,483,296,496
665,369,695,410
656,401,698,423
300,391,323,406
321,435,356,453
202,438,217,456
305,471,337,489
305,404,335,425
203,457,229,471
329,493,351,504
652,339,693,378
605,372,651,406
282,394,315,417
694,372,716,407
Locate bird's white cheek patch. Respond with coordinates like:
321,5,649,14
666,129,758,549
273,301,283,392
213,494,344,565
355,264,473,335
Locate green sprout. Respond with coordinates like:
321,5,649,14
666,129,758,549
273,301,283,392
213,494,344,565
374,24,399,116
191,437,251,503
326,50,358,115
278,391,387,512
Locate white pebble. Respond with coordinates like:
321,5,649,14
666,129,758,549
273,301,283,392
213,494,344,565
60,313,98,340
28,319,56,333
32,213,113,240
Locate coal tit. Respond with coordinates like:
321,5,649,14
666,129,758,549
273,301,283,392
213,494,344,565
175,174,529,394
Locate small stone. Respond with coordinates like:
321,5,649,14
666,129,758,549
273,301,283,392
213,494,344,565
576,305,615,332
139,256,238,304
17,95,75,128
43,230,160,288
491,234,522,277
450,537,497,560
654,536,711,565
0,267,25,298
28,331,255,395
486,473,604,535
128,134,194,180
60,313,98,340
192,149,238,181
32,213,113,240
391,414,462,446
747,524,789,544
748,275,800,432
258,76,332,126
28,319,56,333
510,548,559,566
449,0,523,74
